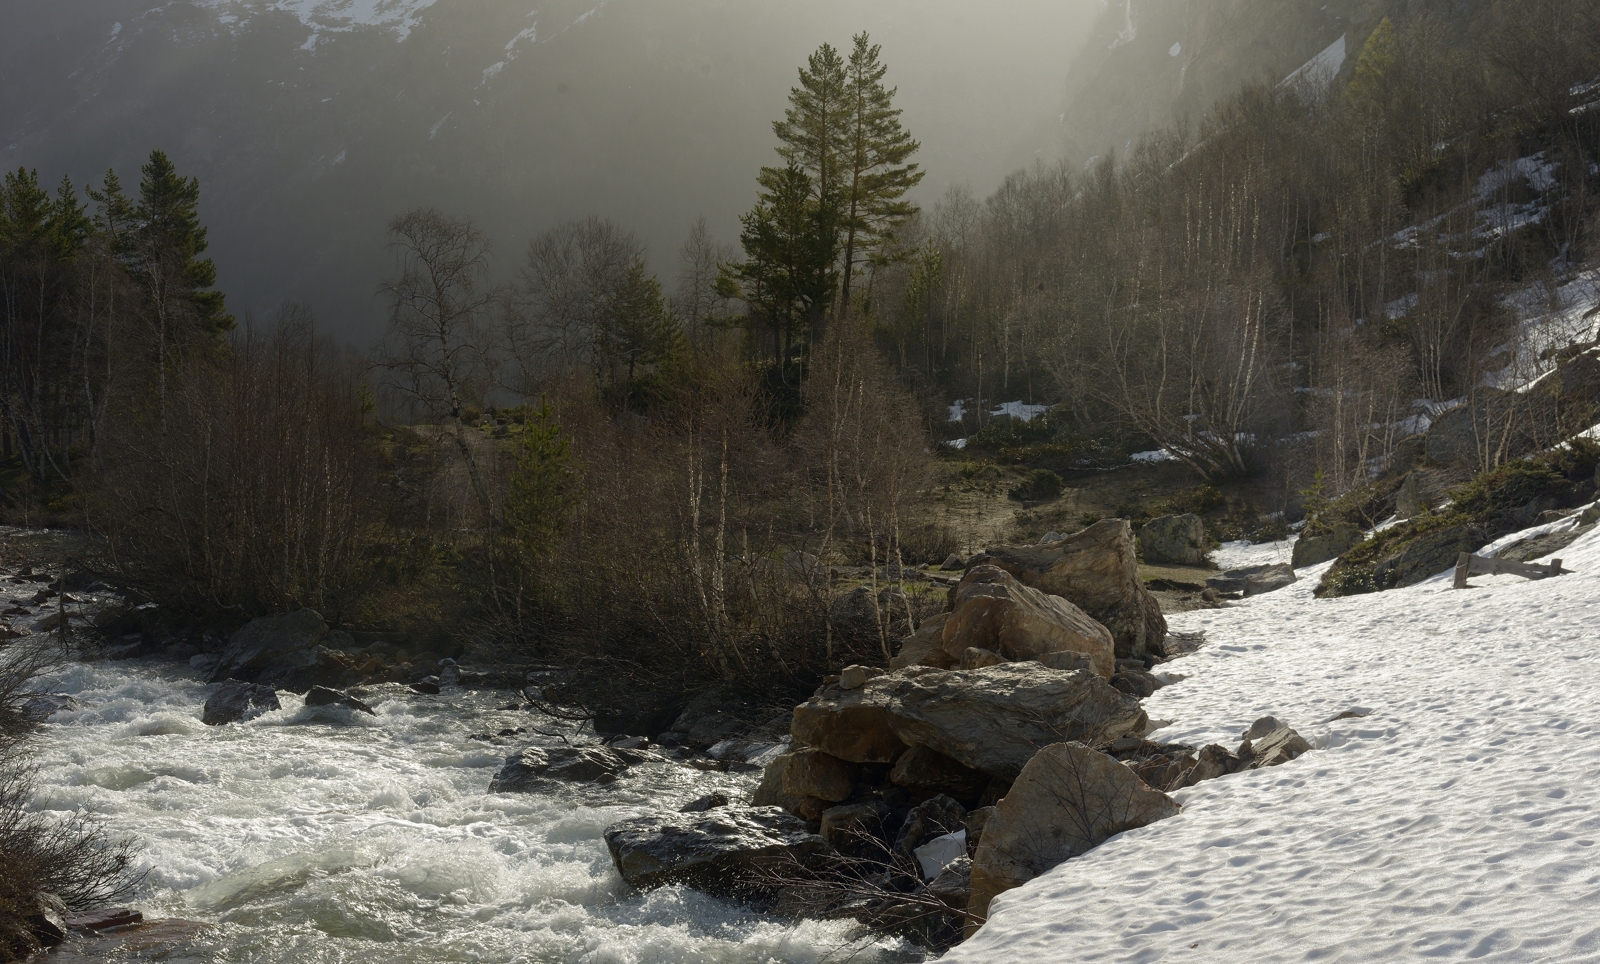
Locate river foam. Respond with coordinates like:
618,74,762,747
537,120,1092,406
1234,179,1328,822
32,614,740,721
30,661,917,963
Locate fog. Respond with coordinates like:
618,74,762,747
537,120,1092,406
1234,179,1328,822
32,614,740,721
0,0,1099,340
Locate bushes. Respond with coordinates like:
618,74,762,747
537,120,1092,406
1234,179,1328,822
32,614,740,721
1008,469,1064,504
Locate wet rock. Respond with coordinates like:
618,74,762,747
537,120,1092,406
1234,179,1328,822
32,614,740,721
968,520,1168,659
409,679,442,695
1139,513,1208,566
208,609,363,693
19,693,81,722
680,792,730,813
943,565,1116,678
303,685,376,715
781,748,855,803
603,807,831,898
1292,525,1364,568
28,892,69,948
967,742,1180,931
201,679,281,726
489,744,658,791
890,745,988,804
65,907,143,932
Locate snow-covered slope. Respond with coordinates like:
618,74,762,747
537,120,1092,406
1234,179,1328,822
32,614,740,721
949,511,1600,962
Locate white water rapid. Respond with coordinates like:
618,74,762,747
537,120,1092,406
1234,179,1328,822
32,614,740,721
30,659,918,963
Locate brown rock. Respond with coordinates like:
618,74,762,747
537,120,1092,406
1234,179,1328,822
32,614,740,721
943,566,1116,678
791,680,910,764
889,745,989,803
1238,717,1313,769
968,520,1168,659
782,748,854,803
819,801,891,860
751,753,828,820
967,742,1180,933
889,613,954,670
959,647,1007,670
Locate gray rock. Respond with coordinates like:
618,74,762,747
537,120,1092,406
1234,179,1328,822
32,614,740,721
679,792,730,813
19,693,81,722
1292,526,1364,567
1374,524,1490,589
819,801,891,860
208,609,362,693
940,554,967,571
1238,717,1313,769
27,892,68,948
1499,524,1594,564
926,856,972,910
1395,471,1428,520
201,679,281,725
896,794,967,858
1206,563,1298,597
303,685,376,715
1139,513,1208,566
603,807,831,897
409,679,442,695
489,744,658,791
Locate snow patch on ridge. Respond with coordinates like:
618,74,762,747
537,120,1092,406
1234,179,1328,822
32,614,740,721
1281,33,1346,90
191,0,441,47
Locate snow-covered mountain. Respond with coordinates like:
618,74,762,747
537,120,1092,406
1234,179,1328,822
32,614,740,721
0,0,1098,338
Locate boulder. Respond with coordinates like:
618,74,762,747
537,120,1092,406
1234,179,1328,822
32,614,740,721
26,892,68,949
603,807,831,898
926,855,972,910
889,613,954,670
880,664,1148,780
201,679,281,726
1394,471,1428,520
208,609,361,693
792,683,910,765
19,693,82,723
896,794,967,859
838,665,871,690
1292,525,1363,568
303,685,376,715
1373,524,1490,589
967,742,1180,931
959,647,1007,670
889,745,989,804
668,687,757,749
1138,513,1208,566
1206,563,1297,597
751,753,822,816
680,792,730,813
940,554,967,571
1238,716,1313,769
943,566,1116,678
819,801,891,860
968,520,1168,659
488,744,657,791
409,679,442,695
781,748,854,803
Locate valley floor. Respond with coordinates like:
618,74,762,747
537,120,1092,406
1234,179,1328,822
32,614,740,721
947,513,1600,963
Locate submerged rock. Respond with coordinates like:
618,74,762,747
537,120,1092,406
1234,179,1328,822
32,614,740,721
603,807,830,898
303,685,376,715
489,744,659,791
201,679,281,726
19,693,82,722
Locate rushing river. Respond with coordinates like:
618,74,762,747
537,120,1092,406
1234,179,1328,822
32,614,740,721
29,659,918,963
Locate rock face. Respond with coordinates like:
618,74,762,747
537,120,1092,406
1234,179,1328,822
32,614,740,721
1292,525,1363,568
942,566,1116,678
882,664,1146,780
1139,513,1208,566
967,742,1180,930
488,745,657,791
782,748,855,802
208,610,360,693
1206,563,1298,597
968,520,1168,659
791,681,910,765
201,679,281,726
603,807,830,898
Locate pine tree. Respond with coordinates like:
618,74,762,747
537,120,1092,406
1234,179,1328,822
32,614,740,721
839,33,924,317
595,255,685,407
772,42,849,220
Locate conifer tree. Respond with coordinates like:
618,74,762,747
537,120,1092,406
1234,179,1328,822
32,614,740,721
595,255,685,406
839,32,923,316
771,43,849,219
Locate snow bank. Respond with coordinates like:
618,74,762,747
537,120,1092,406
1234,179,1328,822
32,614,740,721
949,511,1600,963
992,401,1050,422
1280,34,1346,91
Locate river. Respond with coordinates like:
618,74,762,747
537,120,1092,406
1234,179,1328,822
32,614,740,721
29,658,920,963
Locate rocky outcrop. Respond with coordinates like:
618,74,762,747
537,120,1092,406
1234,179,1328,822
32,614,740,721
1292,525,1363,567
208,610,361,693
488,744,658,791
942,566,1116,678
1139,513,1208,566
968,520,1167,659
1374,524,1490,589
1206,563,1298,597
603,807,831,898
967,742,1181,930
201,679,281,726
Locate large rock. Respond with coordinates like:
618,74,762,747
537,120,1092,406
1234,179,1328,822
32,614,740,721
1139,513,1208,566
26,892,69,948
1292,525,1364,568
1206,563,1298,597
303,685,376,715
201,679,281,725
751,752,828,819
1394,471,1428,521
889,613,954,670
890,745,989,804
603,807,831,898
1374,524,1490,589
19,693,82,723
967,742,1180,931
942,566,1116,678
208,610,361,693
782,748,854,802
792,681,910,765
968,520,1167,659
884,664,1146,780
488,744,658,791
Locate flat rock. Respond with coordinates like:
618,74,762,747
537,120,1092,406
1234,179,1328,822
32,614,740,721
1207,563,1297,596
603,806,831,898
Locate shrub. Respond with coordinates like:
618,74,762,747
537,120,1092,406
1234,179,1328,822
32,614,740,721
1009,469,1064,504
